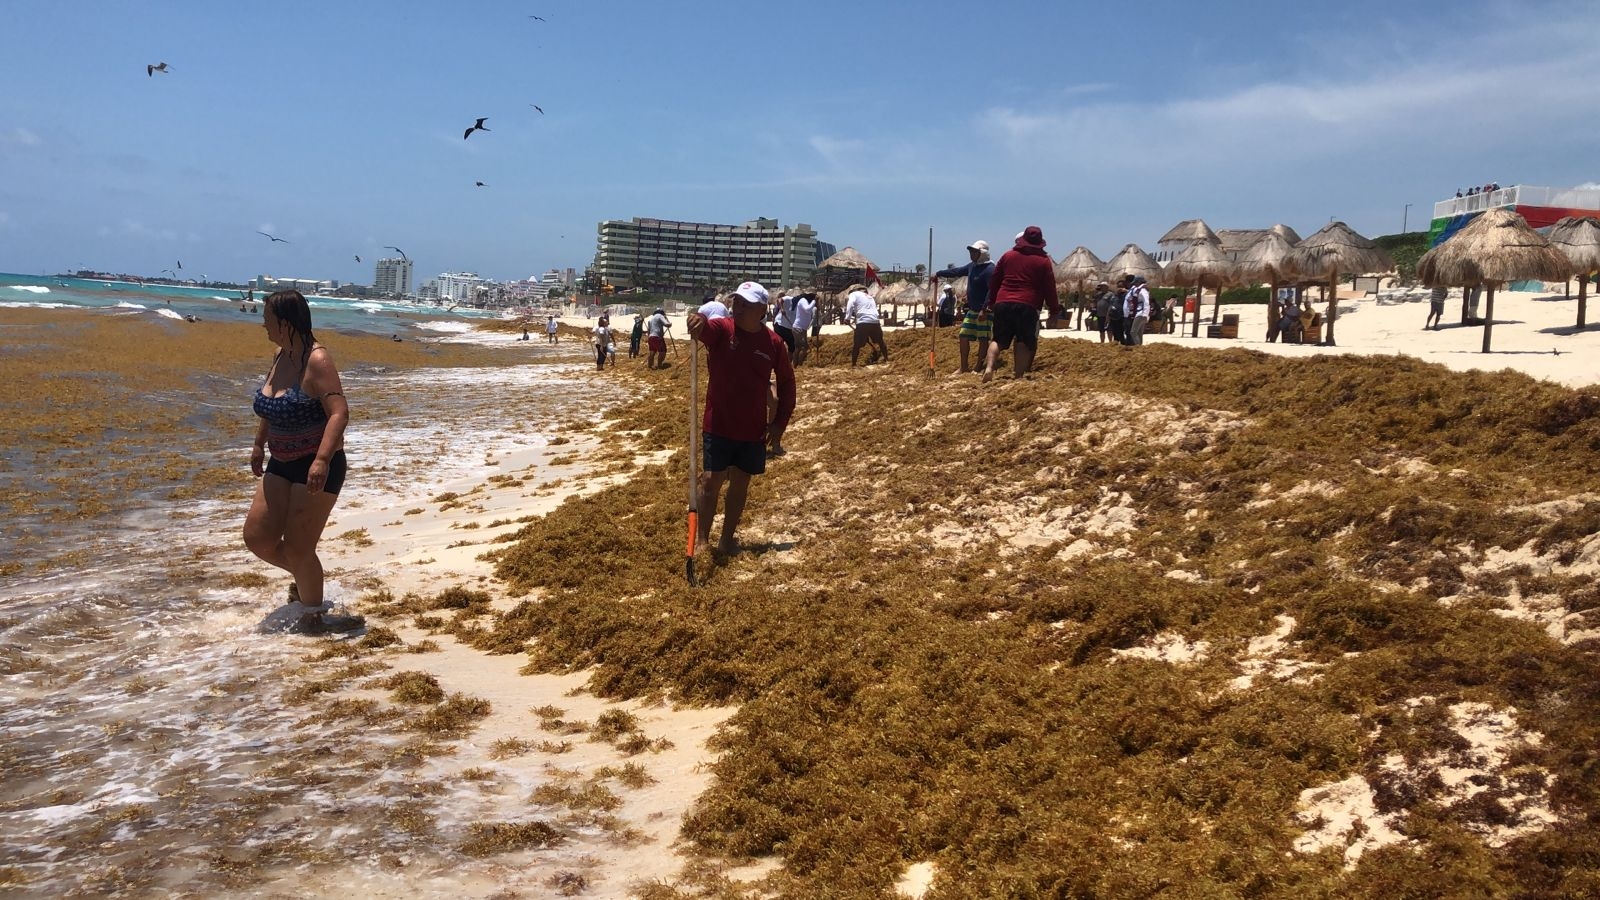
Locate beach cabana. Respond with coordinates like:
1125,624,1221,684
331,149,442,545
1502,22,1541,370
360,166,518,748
1167,238,1238,336
1238,231,1299,339
1285,222,1394,347
1417,208,1572,352
1547,216,1600,329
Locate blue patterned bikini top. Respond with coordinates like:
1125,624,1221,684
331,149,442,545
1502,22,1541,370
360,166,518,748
253,350,328,461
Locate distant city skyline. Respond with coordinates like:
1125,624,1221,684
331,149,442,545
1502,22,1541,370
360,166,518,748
2,1,1596,285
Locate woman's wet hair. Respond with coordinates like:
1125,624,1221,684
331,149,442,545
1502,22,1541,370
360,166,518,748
264,290,316,352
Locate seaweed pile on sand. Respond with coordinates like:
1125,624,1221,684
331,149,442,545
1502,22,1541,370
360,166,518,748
405,326,1600,894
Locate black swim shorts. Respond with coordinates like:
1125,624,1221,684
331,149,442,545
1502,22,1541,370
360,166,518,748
702,432,766,476
990,301,1040,352
266,449,348,495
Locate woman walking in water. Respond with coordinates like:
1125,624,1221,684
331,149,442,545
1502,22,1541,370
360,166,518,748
243,290,364,634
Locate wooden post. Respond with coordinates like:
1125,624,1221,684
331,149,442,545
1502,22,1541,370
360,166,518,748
1190,283,1201,338
1323,274,1338,346
1211,280,1221,324
1266,280,1281,341
1579,274,1589,330
1482,284,1497,353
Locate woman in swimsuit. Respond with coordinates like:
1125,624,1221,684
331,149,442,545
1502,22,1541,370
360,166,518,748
243,290,362,634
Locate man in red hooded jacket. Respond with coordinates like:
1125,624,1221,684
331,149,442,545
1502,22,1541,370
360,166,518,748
982,225,1058,381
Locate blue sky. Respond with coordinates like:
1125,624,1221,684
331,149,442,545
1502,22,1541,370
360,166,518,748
2,0,1596,284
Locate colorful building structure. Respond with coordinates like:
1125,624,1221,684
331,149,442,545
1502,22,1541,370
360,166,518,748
1430,184,1600,246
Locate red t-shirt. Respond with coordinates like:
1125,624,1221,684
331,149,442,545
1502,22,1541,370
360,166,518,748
697,316,796,442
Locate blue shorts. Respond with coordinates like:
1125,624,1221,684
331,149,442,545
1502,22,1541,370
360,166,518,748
703,432,766,476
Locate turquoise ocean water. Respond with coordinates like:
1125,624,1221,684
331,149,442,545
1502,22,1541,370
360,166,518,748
0,272,501,336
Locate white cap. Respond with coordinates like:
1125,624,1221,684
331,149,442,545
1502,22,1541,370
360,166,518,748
731,281,769,306
967,239,989,253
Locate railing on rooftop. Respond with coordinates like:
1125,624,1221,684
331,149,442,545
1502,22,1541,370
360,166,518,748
1432,185,1600,220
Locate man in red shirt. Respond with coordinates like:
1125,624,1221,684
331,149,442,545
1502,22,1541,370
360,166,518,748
983,225,1058,382
687,281,796,559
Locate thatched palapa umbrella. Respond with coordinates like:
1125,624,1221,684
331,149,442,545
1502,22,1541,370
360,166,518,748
1054,246,1106,292
1055,246,1105,327
1238,231,1299,340
1103,244,1164,286
1416,208,1571,352
1546,216,1600,329
1167,238,1238,337
1285,222,1393,347
819,246,877,271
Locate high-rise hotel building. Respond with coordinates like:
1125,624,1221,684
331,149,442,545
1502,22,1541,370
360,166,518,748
374,257,413,298
595,217,822,292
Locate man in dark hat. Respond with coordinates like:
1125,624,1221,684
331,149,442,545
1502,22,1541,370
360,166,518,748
982,226,1057,381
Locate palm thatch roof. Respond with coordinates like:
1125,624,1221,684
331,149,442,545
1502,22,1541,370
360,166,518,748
1417,208,1572,287
1103,244,1164,287
1546,216,1600,274
1285,222,1394,280
1167,239,1237,290
1157,219,1220,247
1054,246,1106,291
1237,231,1299,284
894,280,930,304
1216,224,1302,260
818,247,877,271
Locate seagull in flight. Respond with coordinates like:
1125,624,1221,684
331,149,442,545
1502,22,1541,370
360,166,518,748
528,15,546,21
530,104,544,115
384,246,408,261
147,62,170,77
176,260,182,269
463,117,489,140
475,181,487,188
354,255,362,263
257,231,290,244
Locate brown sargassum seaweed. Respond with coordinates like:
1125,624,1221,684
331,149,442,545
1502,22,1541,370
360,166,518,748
468,325,1600,897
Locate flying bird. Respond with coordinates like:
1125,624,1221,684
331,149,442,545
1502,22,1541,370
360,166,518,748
475,181,487,187
528,15,546,21
530,104,543,114
147,62,170,77
463,117,489,139
384,246,408,261
354,255,362,263
176,260,182,269
257,231,290,244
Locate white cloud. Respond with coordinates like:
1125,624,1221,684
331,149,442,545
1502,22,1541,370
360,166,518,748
0,128,41,148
